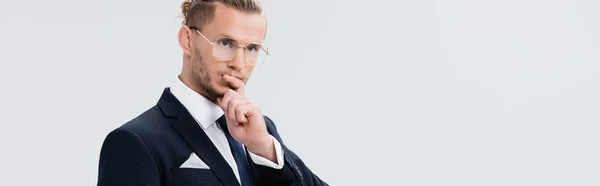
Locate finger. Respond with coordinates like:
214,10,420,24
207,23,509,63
235,104,253,123
234,101,254,123
223,74,246,95
220,89,240,112
218,90,231,111
227,98,252,124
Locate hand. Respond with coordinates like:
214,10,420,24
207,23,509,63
217,75,276,162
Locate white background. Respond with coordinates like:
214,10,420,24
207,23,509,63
1,0,599,185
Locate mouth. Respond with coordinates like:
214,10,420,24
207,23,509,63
221,72,244,81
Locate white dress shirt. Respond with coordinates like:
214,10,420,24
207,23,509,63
170,75,285,184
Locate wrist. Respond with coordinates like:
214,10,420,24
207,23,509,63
246,135,275,159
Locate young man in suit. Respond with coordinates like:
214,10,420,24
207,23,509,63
97,0,328,185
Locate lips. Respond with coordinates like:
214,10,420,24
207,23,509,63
222,72,244,81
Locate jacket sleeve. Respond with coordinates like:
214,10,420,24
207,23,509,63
252,116,329,186
97,128,161,186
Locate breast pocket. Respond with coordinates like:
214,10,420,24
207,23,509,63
170,168,222,186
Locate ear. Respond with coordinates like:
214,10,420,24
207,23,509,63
178,26,193,56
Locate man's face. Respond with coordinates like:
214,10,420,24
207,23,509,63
187,3,266,101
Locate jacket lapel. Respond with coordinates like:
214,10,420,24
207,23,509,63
157,88,240,186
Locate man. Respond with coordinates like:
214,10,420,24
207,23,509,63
97,0,328,185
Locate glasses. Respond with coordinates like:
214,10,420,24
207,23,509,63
190,26,270,66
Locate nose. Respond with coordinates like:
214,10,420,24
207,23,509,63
226,48,247,70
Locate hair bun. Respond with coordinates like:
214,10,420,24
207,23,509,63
181,0,192,17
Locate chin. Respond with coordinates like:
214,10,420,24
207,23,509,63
212,81,230,94
214,86,228,95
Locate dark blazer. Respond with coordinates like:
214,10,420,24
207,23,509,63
97,88,328,186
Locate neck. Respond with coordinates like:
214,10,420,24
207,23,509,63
177,73,218,104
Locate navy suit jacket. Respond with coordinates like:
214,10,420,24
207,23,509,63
97,88,328,186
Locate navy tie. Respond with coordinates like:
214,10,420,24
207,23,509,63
217,115,254,186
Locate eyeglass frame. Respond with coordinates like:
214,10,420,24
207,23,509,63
189,26,270,66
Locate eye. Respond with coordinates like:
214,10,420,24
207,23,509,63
218,39,232,47
246,44,260,52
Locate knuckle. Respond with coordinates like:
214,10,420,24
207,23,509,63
235,105,244,113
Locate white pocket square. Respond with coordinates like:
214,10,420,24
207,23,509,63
180,153,210,169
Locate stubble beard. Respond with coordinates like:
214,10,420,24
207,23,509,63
191,48,223,103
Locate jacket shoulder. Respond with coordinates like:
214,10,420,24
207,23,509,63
117,106,170,137
105,105,177,156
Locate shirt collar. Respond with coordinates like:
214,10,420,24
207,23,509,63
170,75,224,130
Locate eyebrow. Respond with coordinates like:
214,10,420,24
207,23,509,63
216,33,263,45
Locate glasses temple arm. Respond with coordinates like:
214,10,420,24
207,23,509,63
189,26,215,45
